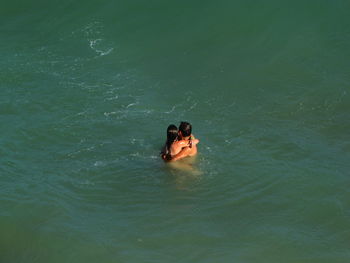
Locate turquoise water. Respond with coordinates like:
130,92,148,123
1,1,350,262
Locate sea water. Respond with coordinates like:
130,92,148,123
1,1,350,262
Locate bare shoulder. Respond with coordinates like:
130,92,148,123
170,140,184,153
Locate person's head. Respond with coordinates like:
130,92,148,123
166,124,178,146
179,121,192,138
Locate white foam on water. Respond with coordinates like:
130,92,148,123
98,48,114,57
79,180,95,186
67,145,95,158
94,161,105,167
72,21,116,57
104,95,119,101
164,104,182,114
89,39,114,56
126,102,138,108
187,102,197,111
103,112,117,117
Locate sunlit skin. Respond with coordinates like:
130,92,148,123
166,131,199,162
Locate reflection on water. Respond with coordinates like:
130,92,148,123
166,156,202,190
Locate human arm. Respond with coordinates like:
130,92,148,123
167,147,192,162
189,134,199,146
191,138,199,146
175,137,200,148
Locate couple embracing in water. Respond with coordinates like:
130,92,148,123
161,121,199,162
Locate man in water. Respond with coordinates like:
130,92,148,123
169,121,198,162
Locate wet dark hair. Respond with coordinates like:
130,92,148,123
179,121,192,137
166,124,178,149
164,124,178,160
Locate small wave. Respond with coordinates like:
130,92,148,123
126,102,138,108
67,145,95,158
98,48,114,56
130,138,145,146
94,161,105,167
79,180,95,186
104,95,119,101
188,102,197,111
104,111,117,117
165,106,176,114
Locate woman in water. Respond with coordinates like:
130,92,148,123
161,124,199,161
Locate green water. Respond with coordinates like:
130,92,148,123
1,1,350,262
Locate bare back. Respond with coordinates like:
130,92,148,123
169,135,199,161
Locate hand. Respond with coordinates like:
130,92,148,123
161,153,172,162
